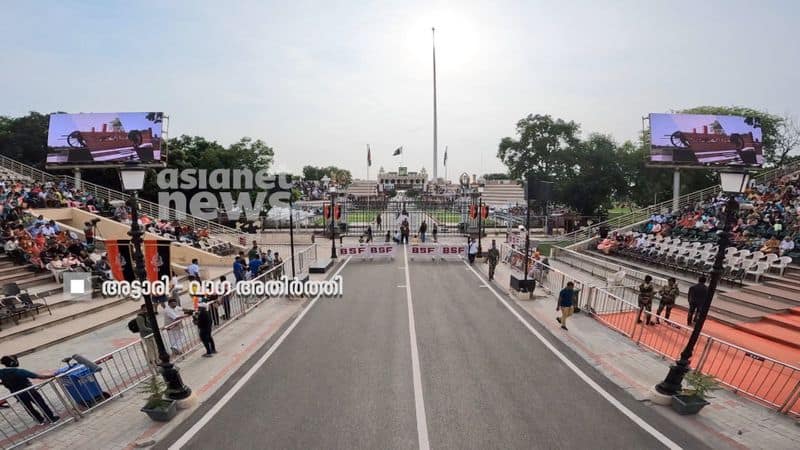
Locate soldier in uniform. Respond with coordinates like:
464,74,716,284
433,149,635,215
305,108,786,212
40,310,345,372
654,277,679,324
486,240,500,281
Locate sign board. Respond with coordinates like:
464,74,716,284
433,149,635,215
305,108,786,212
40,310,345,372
439,244,466,259
409,244,439,260
339,244,369,258
367,243,395,259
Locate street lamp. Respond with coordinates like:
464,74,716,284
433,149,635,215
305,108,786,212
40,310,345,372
287,181,296,279
119,163,191,401
655,170,749,396
329,185,337,259
477,183,485,257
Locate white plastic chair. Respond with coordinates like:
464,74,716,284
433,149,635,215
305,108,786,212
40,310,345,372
763,254,779,266
771,256,793,276
748,251,765,263
746,262,769,282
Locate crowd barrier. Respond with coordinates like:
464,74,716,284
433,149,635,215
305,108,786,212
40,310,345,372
0,246,316,449
335,243,470,261
500,242,800,416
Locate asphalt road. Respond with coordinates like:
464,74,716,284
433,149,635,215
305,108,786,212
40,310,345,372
160,250,710,450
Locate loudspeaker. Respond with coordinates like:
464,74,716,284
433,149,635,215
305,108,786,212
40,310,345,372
536,181,554,203
525,175,536,201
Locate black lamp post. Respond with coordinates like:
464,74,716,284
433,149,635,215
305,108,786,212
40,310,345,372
288,194,296,279
655,171,749,396
477,183,485,257
120,165,191,401
329,185,337,259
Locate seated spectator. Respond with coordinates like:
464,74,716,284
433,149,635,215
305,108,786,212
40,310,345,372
779,236,795,256
761,236,780,255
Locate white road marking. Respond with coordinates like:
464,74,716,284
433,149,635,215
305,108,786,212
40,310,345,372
397,284,407,288
168,257,353,450
403,244,431,450
462,261,682,450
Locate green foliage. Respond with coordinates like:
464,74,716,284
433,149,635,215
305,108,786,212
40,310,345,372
483,173,510,180
681,371,719,400
497,114,581,183
138,375,167,403
0,112,50,167
302,165,352,185
560,134,628,215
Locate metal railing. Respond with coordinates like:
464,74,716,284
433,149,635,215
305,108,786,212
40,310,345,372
585,288,800,416
550,246,667,304
556,160,800,246
0,248,317,449
500,240,800,416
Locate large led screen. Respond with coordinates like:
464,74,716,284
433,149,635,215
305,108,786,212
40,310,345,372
47,112,164,166
649,113,763,167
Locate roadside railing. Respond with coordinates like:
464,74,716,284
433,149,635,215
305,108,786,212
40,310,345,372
0,246,317,449
584,288,800,416
499,239,800,417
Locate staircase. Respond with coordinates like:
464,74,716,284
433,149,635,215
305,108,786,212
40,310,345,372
346,180,379,197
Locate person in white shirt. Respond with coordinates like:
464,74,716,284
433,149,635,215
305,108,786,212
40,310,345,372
163,298,186,355
780,236,795,256
467,238,479,264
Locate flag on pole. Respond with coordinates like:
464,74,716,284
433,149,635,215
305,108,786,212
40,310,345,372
393,146,403,156
367,145,372,167
443,146,448,166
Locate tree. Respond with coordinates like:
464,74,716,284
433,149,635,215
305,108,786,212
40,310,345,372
774,116,800,166
0,111,50,167
482,173,510,180
302,165,352,185
497,114,581,183
560,134,628,215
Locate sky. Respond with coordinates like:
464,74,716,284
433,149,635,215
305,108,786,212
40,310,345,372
1,0,799,180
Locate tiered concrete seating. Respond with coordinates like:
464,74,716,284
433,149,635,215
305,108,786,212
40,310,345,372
346,180,379,198
481,181,524,207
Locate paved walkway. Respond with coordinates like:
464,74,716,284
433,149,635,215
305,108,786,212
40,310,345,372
9,247,800,449
486,259,800,450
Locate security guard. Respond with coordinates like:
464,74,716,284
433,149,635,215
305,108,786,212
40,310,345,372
487,240,500,281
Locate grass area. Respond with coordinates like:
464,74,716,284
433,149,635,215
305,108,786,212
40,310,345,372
608,207,634,220
427,211,463,224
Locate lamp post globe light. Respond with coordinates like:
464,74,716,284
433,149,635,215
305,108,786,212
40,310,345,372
119,164,191,401
655,171,749,396
329,185,337,259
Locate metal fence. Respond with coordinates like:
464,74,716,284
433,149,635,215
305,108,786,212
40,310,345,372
500,241,800,416
0,245,317,449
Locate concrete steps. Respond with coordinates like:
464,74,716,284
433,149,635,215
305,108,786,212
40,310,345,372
0,296,132,345
763,279,800,294
718,290,797,313
0,299,139,356
740,285,800,305
736,320,800,350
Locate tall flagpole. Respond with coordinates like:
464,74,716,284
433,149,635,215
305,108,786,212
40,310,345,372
367,144,370,181
444,145,448,183
432,27,438,182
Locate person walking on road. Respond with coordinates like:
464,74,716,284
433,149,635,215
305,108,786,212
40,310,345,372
432,223,438,243
654,277,679,324
468,238,479,264
0,355,60,424
687,276,708,326
486,240,500,280
556,281,576,330
375,213,382,231
365,225,373,243
636,275,655,325
195,303,217,357
419,221,428,243
135,304,160,365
